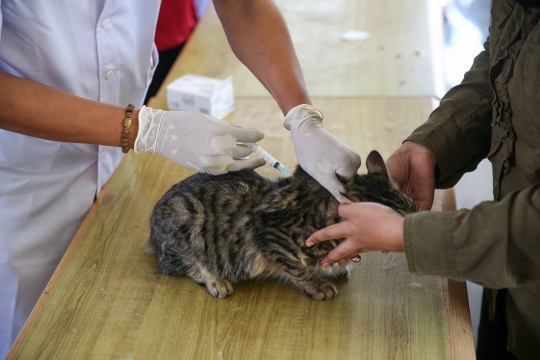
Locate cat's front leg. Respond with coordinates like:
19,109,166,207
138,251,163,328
284,266,338,301
186,263,234,299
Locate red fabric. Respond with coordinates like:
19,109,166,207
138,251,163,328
154,0,198,52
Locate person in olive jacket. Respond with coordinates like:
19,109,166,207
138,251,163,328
306,1,540,359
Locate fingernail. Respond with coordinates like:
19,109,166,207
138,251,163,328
339,259,346,263
306,241,313,247
321,262,329,267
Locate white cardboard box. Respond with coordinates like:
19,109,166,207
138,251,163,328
166,74,234,119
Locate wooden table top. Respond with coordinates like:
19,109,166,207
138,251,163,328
8,1,474,359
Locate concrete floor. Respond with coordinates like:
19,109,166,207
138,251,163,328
443,0,493,346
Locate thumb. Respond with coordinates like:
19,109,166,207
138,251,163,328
335,149,362,178
228,124,265,143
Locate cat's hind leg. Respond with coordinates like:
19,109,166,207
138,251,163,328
186,263,234,299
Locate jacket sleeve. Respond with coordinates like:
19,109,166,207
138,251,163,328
406,38,494,189
404,184,540,288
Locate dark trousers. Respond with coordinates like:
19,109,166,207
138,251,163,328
144,43,185,105
477,289,517,360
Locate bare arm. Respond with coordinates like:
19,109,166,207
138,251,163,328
0,71,266,175
0,71,139,147
213,0,311,114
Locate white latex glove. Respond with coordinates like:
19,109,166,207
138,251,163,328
135,106,265,175
285,104,361,203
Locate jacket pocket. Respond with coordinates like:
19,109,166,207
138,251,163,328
0,131,61,172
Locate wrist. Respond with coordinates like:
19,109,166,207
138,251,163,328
386,214,405,252
394,217,405,252
129,109,140,150
284,104,323,131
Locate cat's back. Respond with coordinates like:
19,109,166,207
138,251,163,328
156,169,275,206
148,170,277,251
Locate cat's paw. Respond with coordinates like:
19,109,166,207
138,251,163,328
320,266,350,280
335,267,350,279
206,279,234,299
304,282,337,301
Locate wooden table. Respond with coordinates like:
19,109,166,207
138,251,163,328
8,1,475,359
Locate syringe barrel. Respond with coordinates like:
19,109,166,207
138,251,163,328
243,142,291,176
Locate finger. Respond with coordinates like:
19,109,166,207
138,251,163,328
306,222,350,247
227,158,266,172
205,167,228,175
337,253,362,263
184,160,228,176
337,203,355,218
229,126,265,143
228,145,252,159
320,241,362,267
318,174,348,203
199,155,233,174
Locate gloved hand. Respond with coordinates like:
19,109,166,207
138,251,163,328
285,104,361,203
134,106,265,175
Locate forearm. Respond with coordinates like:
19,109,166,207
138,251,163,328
213,0,310,114
405,184,540,288
0,71,139,148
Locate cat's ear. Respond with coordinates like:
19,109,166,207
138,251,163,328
366,150,388,177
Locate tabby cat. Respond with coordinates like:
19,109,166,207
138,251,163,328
147,150,415,301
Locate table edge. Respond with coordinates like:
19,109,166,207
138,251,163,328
437,188,476,360
6,156,125,359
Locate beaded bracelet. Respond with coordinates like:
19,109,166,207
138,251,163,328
121,103,135,153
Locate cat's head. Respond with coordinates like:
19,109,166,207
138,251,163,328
337,150,415,215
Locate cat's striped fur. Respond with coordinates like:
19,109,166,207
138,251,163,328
147,151,415,300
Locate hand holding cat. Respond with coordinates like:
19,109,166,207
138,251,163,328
285,104,362,203
385,141,437,211
135,106,266,175
305,202,405,266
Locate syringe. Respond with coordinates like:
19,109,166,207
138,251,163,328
243,142,291,176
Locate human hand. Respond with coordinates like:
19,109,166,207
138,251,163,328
285,104,361,203
385,141,436,211
134,106,265,175
306,203,405,266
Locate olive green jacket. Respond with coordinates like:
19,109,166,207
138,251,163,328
403,1,540,357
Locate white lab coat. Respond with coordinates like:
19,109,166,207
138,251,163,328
0,1,161,356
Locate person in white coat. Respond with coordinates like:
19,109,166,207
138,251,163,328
0,0,361,356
